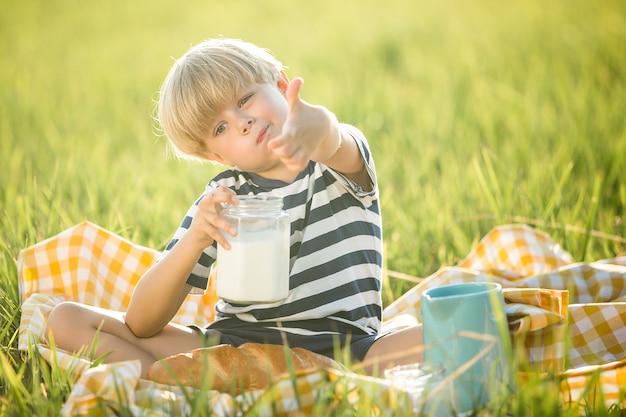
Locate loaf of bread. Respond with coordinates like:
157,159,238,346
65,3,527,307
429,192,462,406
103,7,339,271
146,343,339,394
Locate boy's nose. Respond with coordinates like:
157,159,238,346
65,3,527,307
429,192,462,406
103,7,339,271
241,118,253,134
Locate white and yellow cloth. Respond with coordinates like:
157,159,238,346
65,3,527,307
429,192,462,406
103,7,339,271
18,221,626,415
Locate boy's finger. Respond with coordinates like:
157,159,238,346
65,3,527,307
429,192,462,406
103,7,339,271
285,77,303,109
267,127,294,152
198,188,238,210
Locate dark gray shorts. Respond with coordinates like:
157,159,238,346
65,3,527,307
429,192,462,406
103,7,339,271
189,320,377,362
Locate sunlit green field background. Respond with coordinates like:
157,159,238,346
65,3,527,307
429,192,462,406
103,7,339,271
1,0,625,414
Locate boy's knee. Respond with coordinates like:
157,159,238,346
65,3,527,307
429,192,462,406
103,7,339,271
45,301,82,344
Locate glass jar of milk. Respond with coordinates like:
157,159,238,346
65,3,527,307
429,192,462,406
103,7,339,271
216,194,290,303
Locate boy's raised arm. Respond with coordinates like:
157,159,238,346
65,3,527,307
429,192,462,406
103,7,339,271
268,78,370,190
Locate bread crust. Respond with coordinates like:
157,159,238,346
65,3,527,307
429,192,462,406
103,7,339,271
146,343,338,394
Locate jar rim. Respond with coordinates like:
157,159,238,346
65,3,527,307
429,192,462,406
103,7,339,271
223,194,284,211
237,194,282,202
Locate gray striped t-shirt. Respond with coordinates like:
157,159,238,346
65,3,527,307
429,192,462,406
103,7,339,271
162,124,382,338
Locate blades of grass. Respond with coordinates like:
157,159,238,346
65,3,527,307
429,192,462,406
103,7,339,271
0,350,30,413
22,337,65,415
580,173,604,262
278,326,303,411
0,291,19,344
39,363,72,412
472,148,504,223
542,161,574,220
88,323,113,367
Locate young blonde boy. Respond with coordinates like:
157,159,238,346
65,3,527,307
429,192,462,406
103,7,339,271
46,38,422,377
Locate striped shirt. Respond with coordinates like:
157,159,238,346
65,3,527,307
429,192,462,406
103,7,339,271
162,124,382,338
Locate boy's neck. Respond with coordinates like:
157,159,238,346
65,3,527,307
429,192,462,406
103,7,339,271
256,169,299,184
249,162,301,185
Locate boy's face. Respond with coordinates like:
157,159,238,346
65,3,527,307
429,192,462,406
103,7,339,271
201,82,289,178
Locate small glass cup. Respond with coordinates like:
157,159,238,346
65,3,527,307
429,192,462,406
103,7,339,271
384,362,445,416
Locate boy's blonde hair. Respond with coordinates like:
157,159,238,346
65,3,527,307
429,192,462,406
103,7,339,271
157,38,284,161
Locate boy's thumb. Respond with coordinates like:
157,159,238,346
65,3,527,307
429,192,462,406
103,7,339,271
286,77,303,107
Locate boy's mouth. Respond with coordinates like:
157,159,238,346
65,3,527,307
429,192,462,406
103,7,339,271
256,125,269,144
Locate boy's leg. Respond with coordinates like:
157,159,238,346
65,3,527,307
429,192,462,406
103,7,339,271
46,301,205,377
360,325,424,376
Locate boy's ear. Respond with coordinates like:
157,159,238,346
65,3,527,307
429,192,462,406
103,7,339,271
277,71,289,94
201,150,226,164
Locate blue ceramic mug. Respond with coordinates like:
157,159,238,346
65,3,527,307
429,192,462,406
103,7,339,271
421,282,512,414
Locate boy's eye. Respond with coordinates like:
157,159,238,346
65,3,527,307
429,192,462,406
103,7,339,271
215,123,227,136
238,93,253,107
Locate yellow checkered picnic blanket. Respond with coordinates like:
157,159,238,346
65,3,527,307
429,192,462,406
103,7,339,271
17,221,626,415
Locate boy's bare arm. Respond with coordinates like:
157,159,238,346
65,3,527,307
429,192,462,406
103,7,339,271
322,128,372,192
125,237,201,337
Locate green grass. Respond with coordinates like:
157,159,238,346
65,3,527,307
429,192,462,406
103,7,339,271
1,0,625,415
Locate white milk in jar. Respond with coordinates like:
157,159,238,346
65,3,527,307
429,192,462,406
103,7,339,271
216,195,290,303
